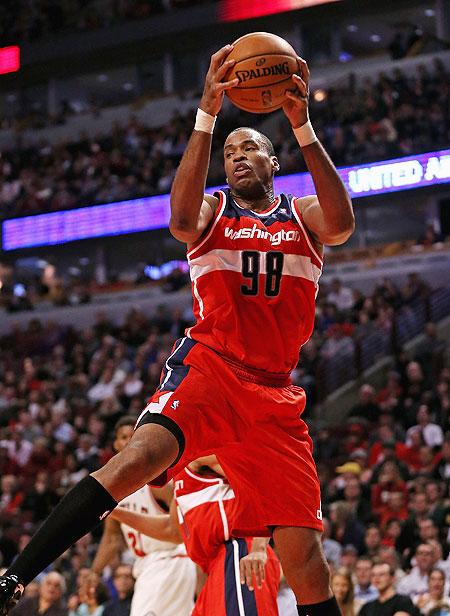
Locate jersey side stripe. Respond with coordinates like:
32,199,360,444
193,278,205,319
189,248,321,286
290,196,324,265
186,190,226,259
160,337,187,390
177,484,235,515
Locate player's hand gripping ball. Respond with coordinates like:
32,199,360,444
225,32,301,114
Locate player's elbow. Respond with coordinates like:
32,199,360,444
169,215,198,244
323,215,355,246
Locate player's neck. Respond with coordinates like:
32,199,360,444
231,187,276,213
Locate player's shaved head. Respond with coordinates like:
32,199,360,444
226,127,275,156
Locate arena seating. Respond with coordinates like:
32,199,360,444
1,57,448,218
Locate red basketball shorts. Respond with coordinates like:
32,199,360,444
136,337,323,536
193,538,280,616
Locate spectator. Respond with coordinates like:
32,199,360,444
371,461,408,522
377,546,407,582
406,405,444,450
341,545,359,571
358,563,419,615
10,571,68,616
322,517,343,568
331,567,356,616
433,433,450,482
329,501,366,555
354,557,379,607
69,574,109,616
103,565,134,616
87,368,116,403
397,491,432,561
327,279,355,312
363,525,382,559
21,471,59,523
397,543,435,598
340,476,373,525
415,568,450,614
349,385,381,424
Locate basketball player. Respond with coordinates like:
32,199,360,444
109,454,281,615
91,416,196,616
0,43,354,616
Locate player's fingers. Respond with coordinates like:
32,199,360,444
259,560,266,583
297,56,310,82
291,74,308,96
252,561,263,588
215,58,236,80
285,86,307,103
284,90,302,103
239,560,245,585
242,562,254,590
216,78,239,91
210,44,234,69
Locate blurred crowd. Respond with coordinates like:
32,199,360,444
0,0,215,45
0,270,448,614
1,58,449,219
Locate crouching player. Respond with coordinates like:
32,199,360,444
110,455,280,615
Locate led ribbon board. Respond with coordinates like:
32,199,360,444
3,149,450,250
0,46,20,75
219,0,341,22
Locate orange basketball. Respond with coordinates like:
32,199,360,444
225,32,298,114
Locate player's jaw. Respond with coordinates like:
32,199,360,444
228,167,271,200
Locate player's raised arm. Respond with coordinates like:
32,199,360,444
283,57,355,247
169,45,238,245
91,515,126,575
110,499,183,544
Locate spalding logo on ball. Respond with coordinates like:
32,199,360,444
225,32,299,114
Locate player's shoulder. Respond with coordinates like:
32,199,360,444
203,192,220,214
293,194,319,214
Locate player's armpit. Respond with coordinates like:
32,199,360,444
151,482,174,511
170,194,218,245
296,196,351,247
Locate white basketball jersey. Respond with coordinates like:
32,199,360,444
119,485,179,557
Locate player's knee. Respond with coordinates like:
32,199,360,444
278,530,330,588
288,542,328,579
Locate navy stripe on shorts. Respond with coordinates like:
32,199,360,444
158,336,196,392
224,539,258,615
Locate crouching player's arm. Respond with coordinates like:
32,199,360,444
109,498,183,544
239,537,271,591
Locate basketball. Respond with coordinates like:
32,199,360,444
225,32,299,114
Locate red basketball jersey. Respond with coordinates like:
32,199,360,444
174,467,237,573
186,189,323,376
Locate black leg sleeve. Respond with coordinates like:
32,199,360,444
7,476,117,585
297,597,342,615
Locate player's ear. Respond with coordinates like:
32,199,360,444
271,156,280,173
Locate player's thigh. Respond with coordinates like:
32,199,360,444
130,557,196,616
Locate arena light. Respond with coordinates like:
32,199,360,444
2,149,450,251
0,46,20,75
219,0,340,22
